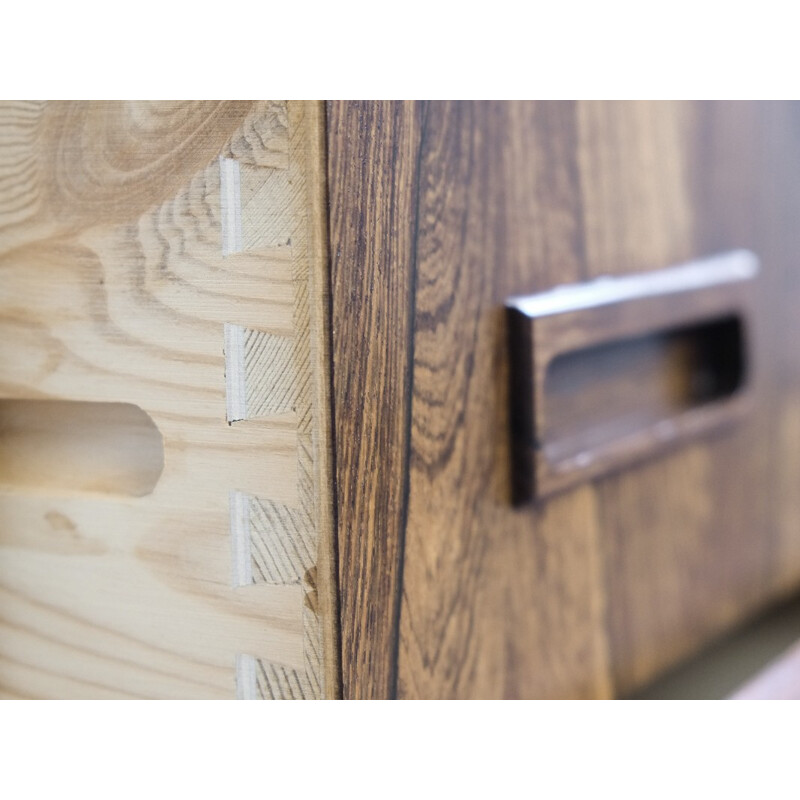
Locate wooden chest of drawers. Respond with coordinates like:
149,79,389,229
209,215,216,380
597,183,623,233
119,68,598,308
2,101,799,698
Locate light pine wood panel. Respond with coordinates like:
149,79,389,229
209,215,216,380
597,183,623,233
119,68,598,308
0,101,338,699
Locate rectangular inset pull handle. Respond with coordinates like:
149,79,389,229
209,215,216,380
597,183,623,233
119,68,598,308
506,250,759,503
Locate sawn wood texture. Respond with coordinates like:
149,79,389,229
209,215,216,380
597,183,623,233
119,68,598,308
0,101,338,699
328,100,800,699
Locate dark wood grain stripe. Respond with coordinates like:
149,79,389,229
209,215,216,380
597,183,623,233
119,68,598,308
328,101,424,699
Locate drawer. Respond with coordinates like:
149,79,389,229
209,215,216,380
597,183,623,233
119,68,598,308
2,101,800,698
329,101,800,699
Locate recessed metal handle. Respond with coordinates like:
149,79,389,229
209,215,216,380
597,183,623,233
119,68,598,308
506,250,759,504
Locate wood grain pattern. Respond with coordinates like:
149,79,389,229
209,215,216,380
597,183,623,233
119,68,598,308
327,101,423,699
578,102,729,694
330,100,800,699
593,102,800,695
397,102,613,699
330,101,613,699
8,101,800,699
0,101,338,699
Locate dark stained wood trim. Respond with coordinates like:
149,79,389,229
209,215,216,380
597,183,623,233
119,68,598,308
327,101,423,699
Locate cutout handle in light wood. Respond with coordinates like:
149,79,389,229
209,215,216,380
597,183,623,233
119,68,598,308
0,399,164,497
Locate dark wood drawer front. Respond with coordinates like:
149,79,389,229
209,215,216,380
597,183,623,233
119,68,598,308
330,101,800,699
